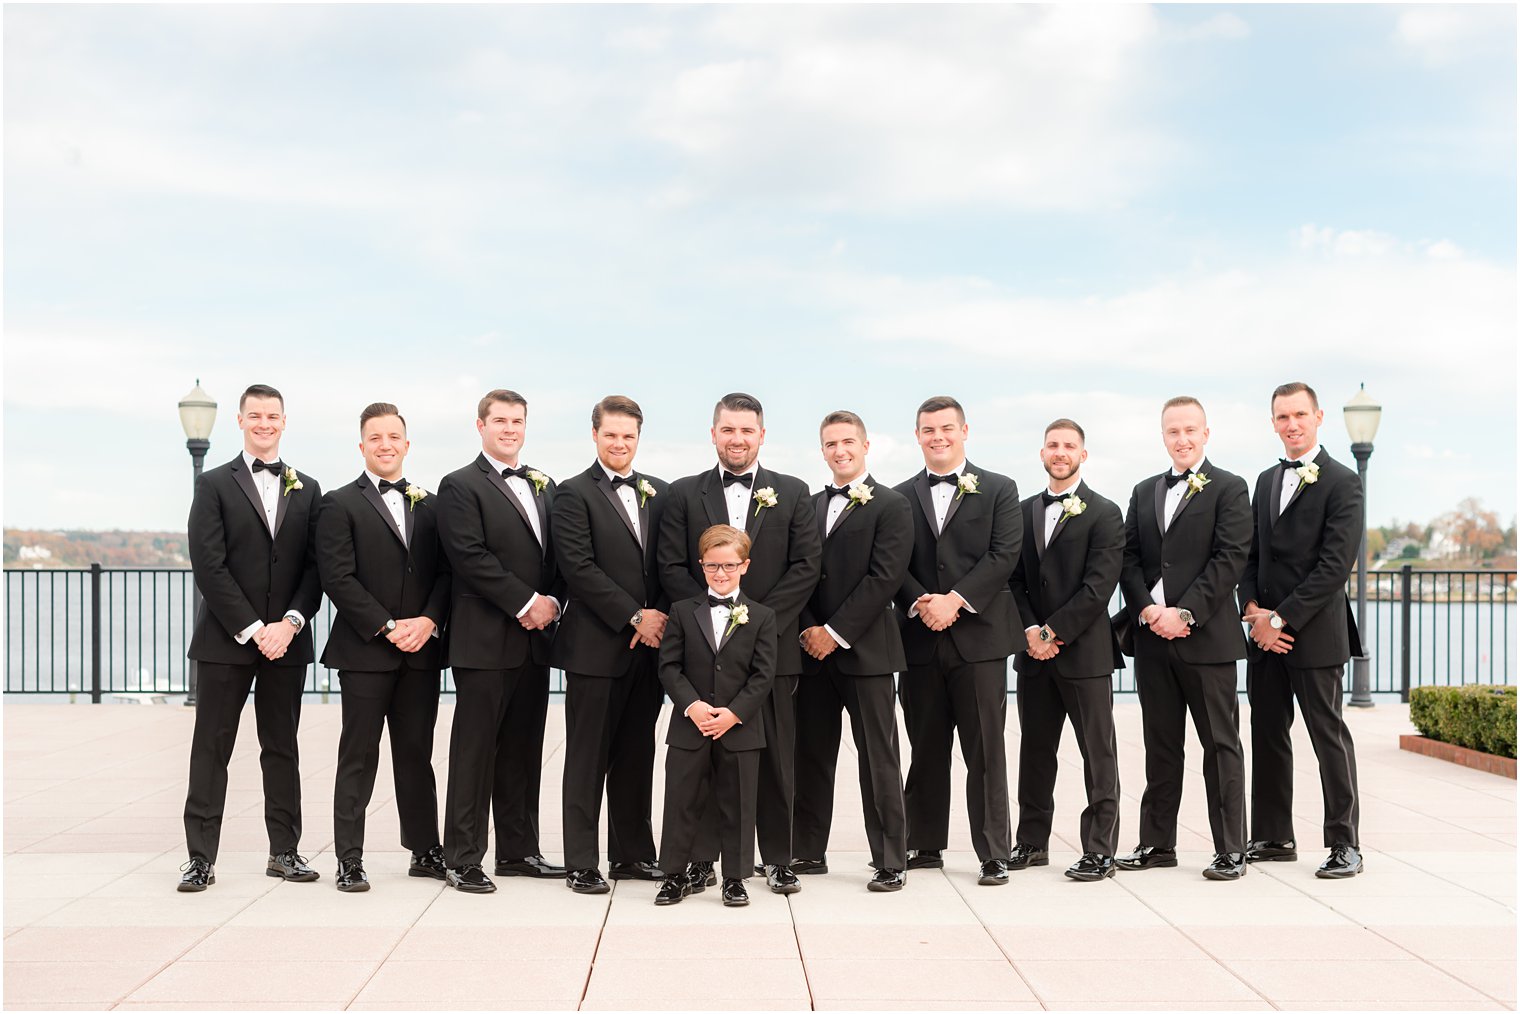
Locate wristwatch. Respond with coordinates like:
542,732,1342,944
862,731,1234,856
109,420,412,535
1177,608,1195,627
1268,612,1284,630
629,610,644,629
285,614,303,631
1038,625,1055,644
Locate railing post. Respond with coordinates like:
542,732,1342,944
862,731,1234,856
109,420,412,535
90,563,103,704
1399,563,1413,704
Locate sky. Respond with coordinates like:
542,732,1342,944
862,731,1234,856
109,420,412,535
5,4,1515,533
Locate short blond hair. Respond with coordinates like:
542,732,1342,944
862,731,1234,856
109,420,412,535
698,524,751,561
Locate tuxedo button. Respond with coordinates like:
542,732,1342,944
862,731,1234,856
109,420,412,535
1163,562,1171,569
715,664,722,671
938,564,946,571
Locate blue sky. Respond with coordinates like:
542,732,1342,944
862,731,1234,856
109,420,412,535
5,4,1515,532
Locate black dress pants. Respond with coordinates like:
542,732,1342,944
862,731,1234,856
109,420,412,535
1014,669,1120,856
659,740,760,882
333,665,441,861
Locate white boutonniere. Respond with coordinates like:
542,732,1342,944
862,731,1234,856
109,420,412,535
1295,461,1320,486
282,466,303,497
956,473,979,500
847,482,874,507
1059,494,1087,524
753,486,778,516
1184,471,1211,500
526,469,550,495
725,602,750,636
637,478,656,507
404,485,428,512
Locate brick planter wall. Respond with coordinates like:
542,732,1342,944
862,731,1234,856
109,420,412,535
1400,734,1517,779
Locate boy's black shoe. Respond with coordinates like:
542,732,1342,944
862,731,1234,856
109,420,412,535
868,868,905,892
1115,846,1178,871
335,857,370,893
409,845,447,880
977,859,1008,886
721,878,749,907
1005,843,1049,870
654,876,690,905
567,868,611,894
685,861,716,893
905,849,944,870
609,861,663,881
764,864,801,895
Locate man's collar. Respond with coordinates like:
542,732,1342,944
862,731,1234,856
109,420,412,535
483,449,520,470
600,461,634,482
1285,444,1321,466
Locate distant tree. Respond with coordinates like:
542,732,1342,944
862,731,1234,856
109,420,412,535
1366,528,1387,560
1400,543,1421,559
1433,498,1506,561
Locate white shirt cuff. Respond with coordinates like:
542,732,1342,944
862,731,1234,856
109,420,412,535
235,620,263,644
951,590,975,614
283,610,304,630
823,624,851,650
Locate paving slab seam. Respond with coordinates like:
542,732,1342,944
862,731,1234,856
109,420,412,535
343,883,448,1009
1359,925,1518,1008
940,866,1051,1009
782,892,817,1011
1358,845,1518,907
574,879,618,1010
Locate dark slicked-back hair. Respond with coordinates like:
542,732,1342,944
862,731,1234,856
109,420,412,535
592,395,643,431
478,388,528,421
713,392,764,427
360,402,406,434
239,384,284,412
1044,418,1085,442
916,395,965,426
820,410,867,440
1271,382,1319,411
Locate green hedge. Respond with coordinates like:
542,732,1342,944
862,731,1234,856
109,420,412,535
1409,684,1517,759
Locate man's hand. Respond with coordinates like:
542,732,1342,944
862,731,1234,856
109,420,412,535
628,609,669,649
915,593,962,632
1243,609,1294,653
685,701,720,732
1024,626,1059,661
1149,607,1192,640
254,621,296,661
697,706,740,739
801,626,838,660
519,595,558,631
387,616,436,653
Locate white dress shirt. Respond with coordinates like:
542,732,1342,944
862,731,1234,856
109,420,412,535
817,471,867,650
1279,444,1320,515
234,451,305,645
910,461,974,618
1149,467,1194,609
366,469,408,545
483,451,560,622
720,464,759,530
602,464,642,543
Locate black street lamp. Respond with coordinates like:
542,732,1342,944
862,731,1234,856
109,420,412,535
1344,383,1382,709
178,381,217,706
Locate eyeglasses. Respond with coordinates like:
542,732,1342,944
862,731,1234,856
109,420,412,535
700,562,743,573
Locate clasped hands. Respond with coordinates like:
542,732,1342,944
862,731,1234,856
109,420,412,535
627,609,669,650
800,626,838,660
1140,605,1193,641
1241,600,1294,654
1024,625,1064,661
386,616,437,654
518,595,559,631
685,701,739,739
914,592,963,632
252,621,297,661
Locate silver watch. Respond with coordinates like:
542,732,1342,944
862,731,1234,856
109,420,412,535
1177,608,1195,626
285,615,303,631
630,610,644,629
1268,612,1284,630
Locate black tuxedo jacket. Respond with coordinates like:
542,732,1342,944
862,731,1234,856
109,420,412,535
1120,459,1252,665
315,474,451,672
799,476,911,677
1011,481,1123,679
549,463,670,677
1238,448,1364,669
187,455,323,667
658,592,777,753
893,462,1023,665
436,453,565,671
656,464,820,676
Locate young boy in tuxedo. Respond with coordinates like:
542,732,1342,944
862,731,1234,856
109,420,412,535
654,525,777,908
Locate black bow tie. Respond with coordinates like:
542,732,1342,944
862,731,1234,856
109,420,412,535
721,471,753,488
1279,458,1303,471
1164,470,1193,488
825,484,850,498
378,478,409,494
707,595,735,609
252,459,284,475
1041,490,1065,507
927,472,958,487
609,473,638,490
501,465,529,480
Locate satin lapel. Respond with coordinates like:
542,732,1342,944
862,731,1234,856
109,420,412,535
1269,463,1286,525
1169,468,1200,530
913,473,938,537
814,493,830,541
701,468,728,528
744,468,770,541
483,457,536,535
232,461,272,537
1153,474,1169,537
829,500,863,541
694,598,719,655
717,593,747,652
404,493,416,548
359,476,407,549
1277,450,1324,524
1031,498,1045,561
272,471,292,539
941,463,971,532
593,468,641,547
1045,482,1084,553
533,480,551,556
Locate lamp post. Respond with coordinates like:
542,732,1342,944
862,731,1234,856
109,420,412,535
1344,383,1382,708
178,381,217,706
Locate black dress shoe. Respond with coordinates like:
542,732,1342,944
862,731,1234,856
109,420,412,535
977,859,1008,886
1203,852,1247,881
792,857,829,876
177,858,214,892
409,845,447,881
685,861,716,893
609,861,663,881
1315,843,1364,879
566,868,611,894
905,849,944,870
494,854,566,877
1005,843,1050,870
336,857,370,893
447,865,497,893
1064,853,1117,882
765,864,801,895
1245,839,1298,863
1115,845,1178,871
721,878,750,907
654,876,690,906
267,849,320,882
868,868,905,892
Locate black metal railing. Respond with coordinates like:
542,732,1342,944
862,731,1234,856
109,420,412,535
3,564,1514,700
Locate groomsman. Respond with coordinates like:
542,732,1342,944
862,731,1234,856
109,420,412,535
893,396,1022,886
436,389,566,893
1116,396,1252,880
180,384,323,891
1008,419,1124,881
317,403,450,891
551,396,670,894
793,411,913,891
657,392,821,895
1239,382,1365,878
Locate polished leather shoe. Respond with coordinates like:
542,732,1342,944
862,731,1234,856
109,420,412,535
336,856,370,893
1203,852,1247,881
685,861,716,893
654,876,690,906
609,861,663,881
1315,843,1364,879
868,868,906,892
1064,853,1117,882
792,857,829,876
765,864,801,895
1115,845,1178,871
495,854,566,878
721,878,750,907
446,864,497,893
267,849,320,882
977,859,1008,886
905,849,944,870
566,867,611,894
177,858,214,892
1245,839,1298,863
1005,843,1050,870
409,845,447,881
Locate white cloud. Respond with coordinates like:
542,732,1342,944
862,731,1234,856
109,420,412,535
1395,6,1516,67
1179,13,1251,42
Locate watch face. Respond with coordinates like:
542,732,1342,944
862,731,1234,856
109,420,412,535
1269,614,1283,629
